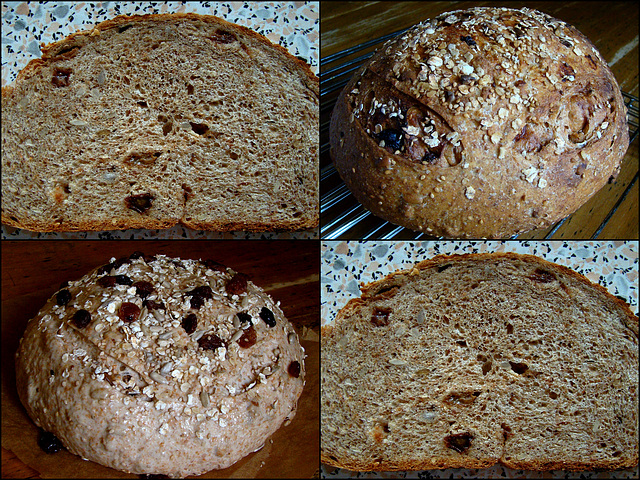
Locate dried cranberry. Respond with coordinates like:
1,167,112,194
371,307,392,327
198,334,225,350
202,259,226,272
143,299,165,310
71,309,92,329
38,428,65,454
528,268,556,283
125,193,153,213
238,325,257,348
422,151,439,163
97,276,117,288
97,263,114,275
133,280,154,299
377,129,404,151
444,89,455,102
259,307,276,328
209,29,237,44
112,256,130,270
189,295,204,310
56,289,72,306
226,273,249,295
444,432,473,453
460,35,477,46
182,314,197,334
51,67,72,87
119,302,141,323
237,312,252,324
115,275,133,285
288,361,301,378
186,286,213,299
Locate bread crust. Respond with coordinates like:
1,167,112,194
329,7,628,238
322,252,638,472
2,13,319,232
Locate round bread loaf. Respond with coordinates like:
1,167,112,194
329,7,629,238
15,252,305,477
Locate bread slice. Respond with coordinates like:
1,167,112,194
321,253,638,471
1,13,318,232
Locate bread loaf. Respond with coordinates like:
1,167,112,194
2,13,319,232
15,252,306,477
321,252,638,471
329,7,628,238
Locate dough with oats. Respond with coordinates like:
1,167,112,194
321,253,638,471
16,253,305,477
2,13,318,232
329,7,628,238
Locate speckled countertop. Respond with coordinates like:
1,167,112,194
321,240,639,479
1,1,319,239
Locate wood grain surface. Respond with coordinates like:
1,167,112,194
1,240,319,478
321,1,639,239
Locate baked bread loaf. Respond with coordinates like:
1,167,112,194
321,252,638,471
15,252,305,477
2,13,319,232
329,7,629,238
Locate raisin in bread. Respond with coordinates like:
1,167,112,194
15,253,305,477
321,253,638,471
329,7,628,238
2,13,319,232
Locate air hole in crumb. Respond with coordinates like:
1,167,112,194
548,391,558,399
187,84,194,95
229,151,239,160
506,323,514,334
190,122,209,135
482,360,492,375
509,361,528,374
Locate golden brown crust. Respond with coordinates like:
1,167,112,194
330,7,628,238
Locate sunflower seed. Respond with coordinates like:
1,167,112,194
200,390,210,408
149,371,169,384
230,329,244,343
389,358,407,366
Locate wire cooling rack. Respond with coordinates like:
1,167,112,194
320,32,639,240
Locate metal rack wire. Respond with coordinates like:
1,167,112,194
320,31,639,240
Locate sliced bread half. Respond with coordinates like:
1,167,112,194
2,13,318,232
321,252,638,471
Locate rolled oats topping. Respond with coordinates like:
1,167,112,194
15,253,306,478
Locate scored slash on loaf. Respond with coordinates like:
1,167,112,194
329,7,629,238
15,252,306,477
2,13,319,232
321,253,638,471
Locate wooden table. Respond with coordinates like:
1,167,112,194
1,240,319,478
321,1,639,239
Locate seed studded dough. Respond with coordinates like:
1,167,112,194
15,254,305,478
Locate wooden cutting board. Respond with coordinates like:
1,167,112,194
1,240,319,478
